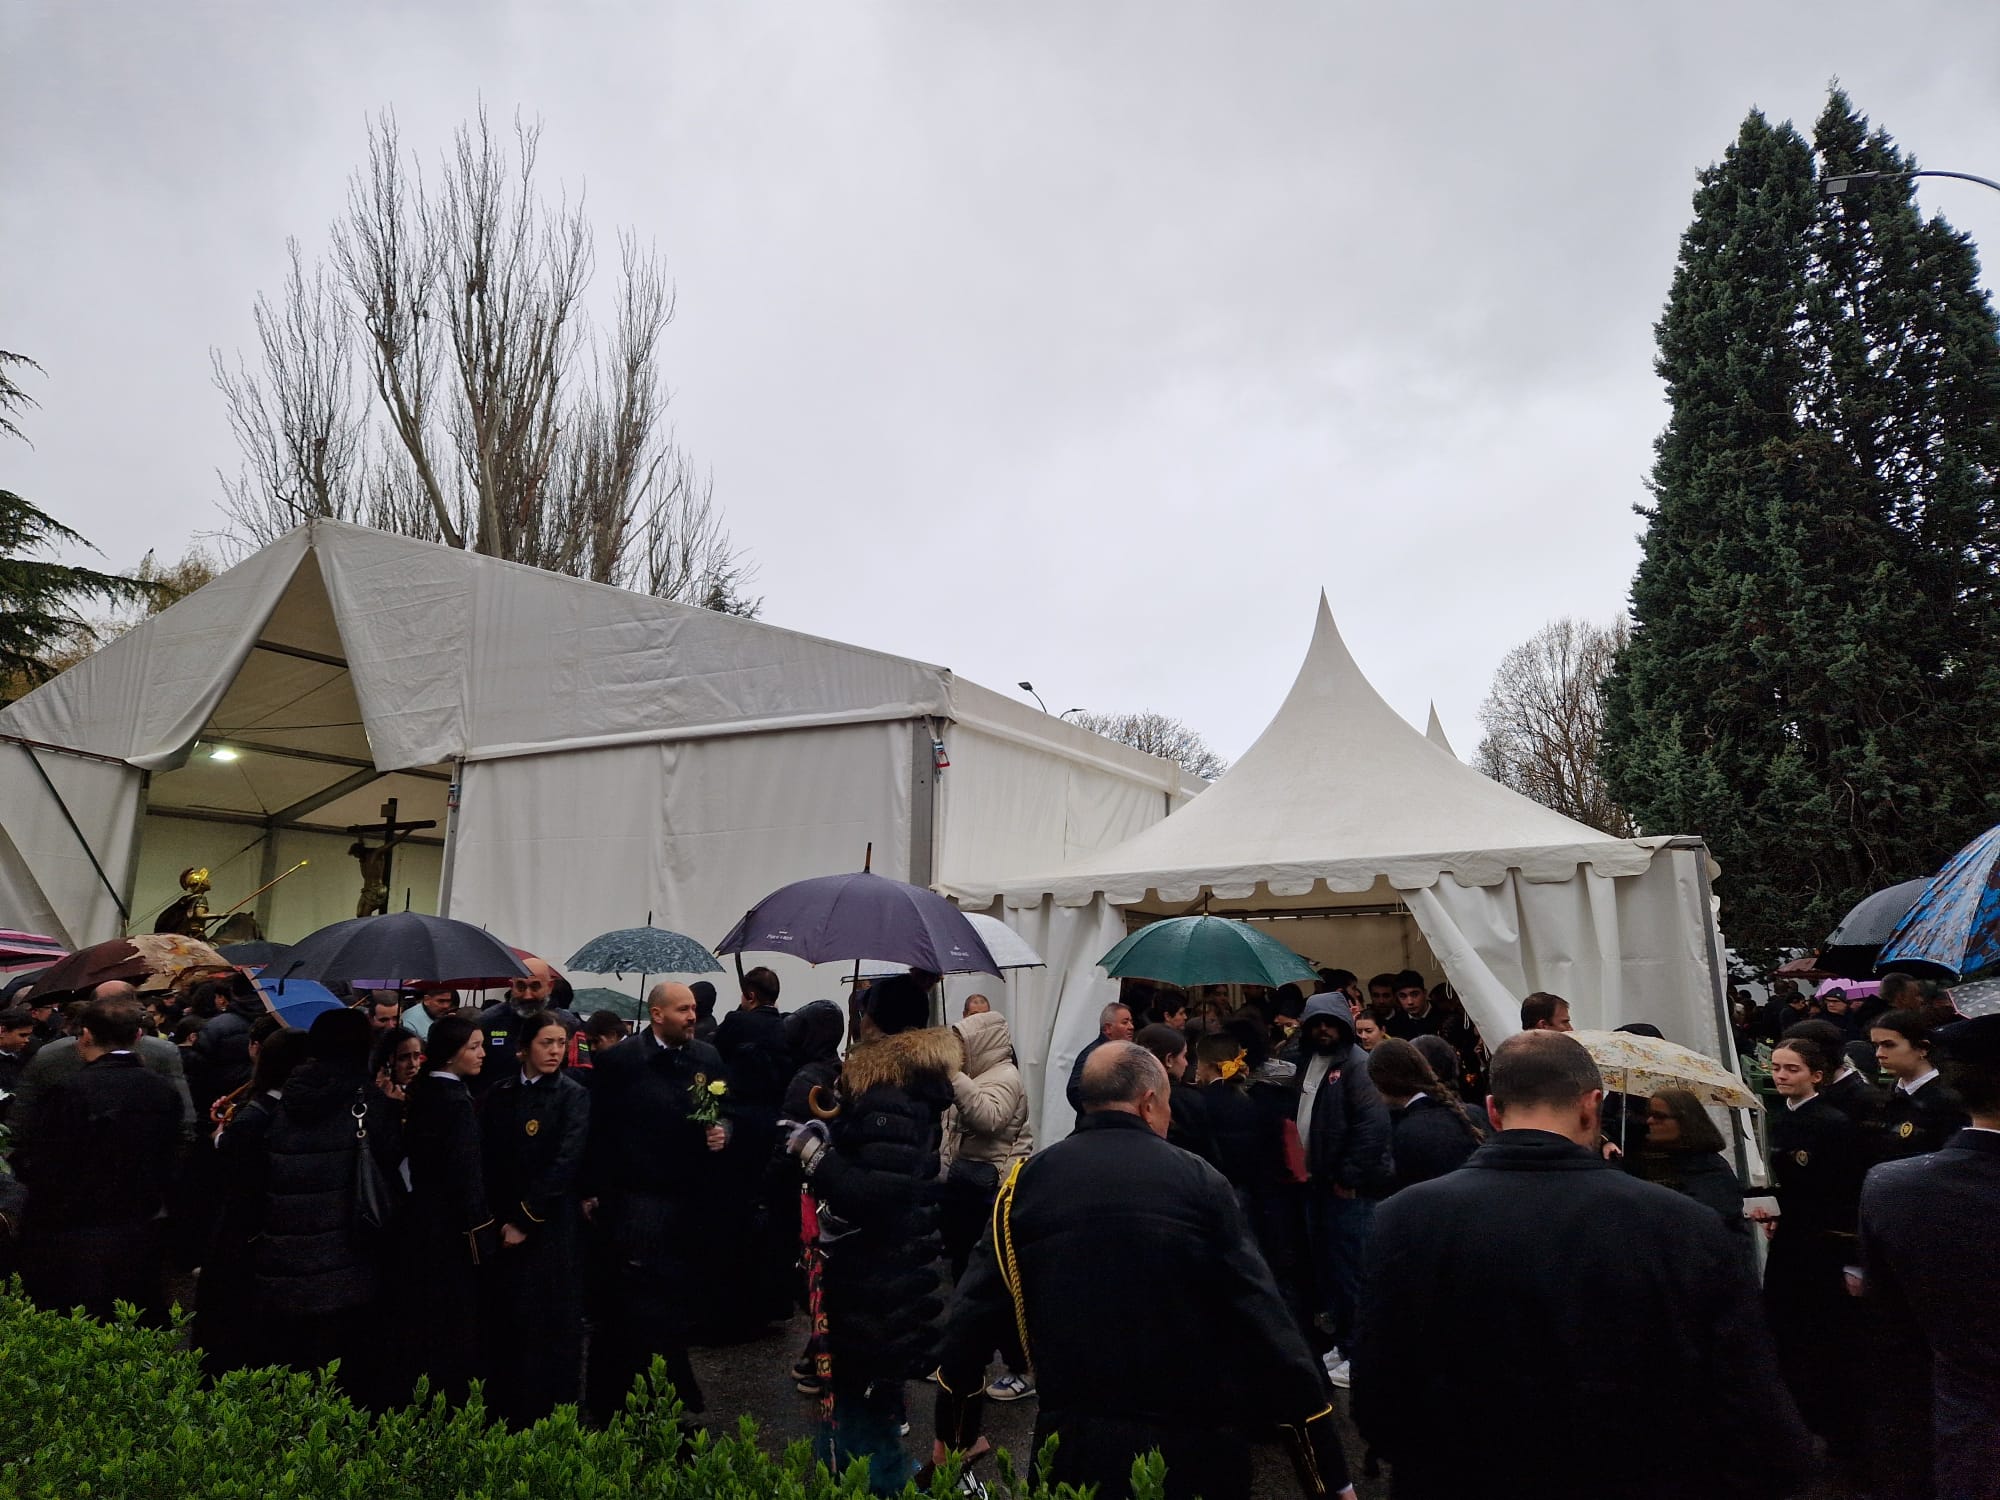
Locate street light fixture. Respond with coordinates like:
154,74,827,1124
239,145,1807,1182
1821,168,2000,199
1018,681,1049,714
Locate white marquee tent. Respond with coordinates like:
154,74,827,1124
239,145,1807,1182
946,598,1735,1142
0,521,1200,1014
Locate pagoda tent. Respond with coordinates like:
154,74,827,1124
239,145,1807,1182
944,598,1733,1143
0,521,1198,1014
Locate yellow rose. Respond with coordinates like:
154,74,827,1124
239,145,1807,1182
708,1080,729,1097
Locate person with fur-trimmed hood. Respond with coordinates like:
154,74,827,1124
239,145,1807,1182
786,973,961,1493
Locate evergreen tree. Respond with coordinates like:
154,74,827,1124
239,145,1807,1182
1601,96,2000,962
0,351,160,687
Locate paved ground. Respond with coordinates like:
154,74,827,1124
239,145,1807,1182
686,1315,1384,1498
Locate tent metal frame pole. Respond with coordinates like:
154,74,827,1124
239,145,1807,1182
909,719,938,889
1687,841,1757,1189
436,759,464,917
15,742,129,926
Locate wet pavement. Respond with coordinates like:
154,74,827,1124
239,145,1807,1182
684,1314,1384,1498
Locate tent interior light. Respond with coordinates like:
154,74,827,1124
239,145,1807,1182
208,745,239,762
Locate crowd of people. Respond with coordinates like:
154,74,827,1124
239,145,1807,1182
0,953,1994,1500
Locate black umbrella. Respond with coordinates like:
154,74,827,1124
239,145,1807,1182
1819,876,1931,979
279,912,530,989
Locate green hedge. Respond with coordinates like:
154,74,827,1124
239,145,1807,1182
0,1291,1155,1500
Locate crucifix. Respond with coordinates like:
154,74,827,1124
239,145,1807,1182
347,797,437,918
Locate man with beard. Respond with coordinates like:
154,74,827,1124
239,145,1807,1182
785,973,959,1492
1293,990,1392,1389
582,981,730,1418
476,957,577,1094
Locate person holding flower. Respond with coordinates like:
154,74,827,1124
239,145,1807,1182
580,980,730,1420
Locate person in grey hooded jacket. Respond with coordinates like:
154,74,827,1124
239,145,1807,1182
1292,991,1392,1387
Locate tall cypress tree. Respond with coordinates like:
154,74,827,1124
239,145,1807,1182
1601,96,2000,961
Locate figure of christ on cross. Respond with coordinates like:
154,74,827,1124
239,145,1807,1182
347,797,438,918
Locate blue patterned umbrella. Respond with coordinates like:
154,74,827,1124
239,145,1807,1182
1877,823,2000,980
567,927,723,976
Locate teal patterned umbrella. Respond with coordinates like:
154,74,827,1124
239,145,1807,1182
568,926,723,976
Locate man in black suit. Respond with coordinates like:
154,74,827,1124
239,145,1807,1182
8,981,195,1156
1352,1030,1814,1500
1860,1014,2000,1500
934,1041,1352,1500
580,980,730,1417
16,992,184,1318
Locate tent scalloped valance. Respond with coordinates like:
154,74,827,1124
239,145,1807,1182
972,838,1674,910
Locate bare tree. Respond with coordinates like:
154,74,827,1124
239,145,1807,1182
1072,709,1230,781
214,108,755,613
1475,616,1635,836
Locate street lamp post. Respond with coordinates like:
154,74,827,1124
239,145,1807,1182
1018,681,1049,715
1821,168,2000,199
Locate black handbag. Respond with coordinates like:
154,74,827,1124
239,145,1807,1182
350,1091,402,1240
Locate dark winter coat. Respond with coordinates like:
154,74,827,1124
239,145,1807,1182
17,1052,183,1317
781,999,846,1123
809,1023,959,1383
193,989,269,1099
1861,1129,2000,1500
1633,1146,1746,1237
715,1004,791,1119
1352,1130,1813,1499
1764,1094,1870,1456
1294,994,1393,1195
1166,1075,1220,1166
256,1060,400,1317
937,1110,1348,1500
1385,1093,1482,1193
194,1090,282,1371
10,1034,194,1157
399,1072,492,1395
1818,1067,1884,1126
1869,1076,1970,1163
481,1068,590,1423
585,1032,731,1201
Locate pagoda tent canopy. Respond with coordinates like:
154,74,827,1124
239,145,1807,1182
943,597,1733,1144
0,522,1198,1023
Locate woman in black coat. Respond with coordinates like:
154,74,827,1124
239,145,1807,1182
196,1027,310,1375
480,1010,590,1426
398,1012,494,1401
1759,1036,1869,1466
1634,1088,1747,1237
1368,1038,1484,1193
255,1008,403,1402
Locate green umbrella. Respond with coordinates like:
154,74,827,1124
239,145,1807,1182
1096,915,1317,989
569,985,646,1021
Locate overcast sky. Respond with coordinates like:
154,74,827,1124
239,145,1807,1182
7,3,1999,761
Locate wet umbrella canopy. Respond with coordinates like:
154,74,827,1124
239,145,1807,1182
1878,822,2000,980
279,912,529,989
717,869,998,974
567,927,723,976
1818,877,1931,979
1096,914,1317,990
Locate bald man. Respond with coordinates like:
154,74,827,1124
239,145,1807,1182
477,955,578,1093
581,979,732,1418
9,981,194,1156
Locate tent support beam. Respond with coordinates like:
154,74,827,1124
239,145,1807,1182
909,720,937,888
145,804,443,846
270,767,388,826
200,737,450,781
252,639,347,669
14,743,129,925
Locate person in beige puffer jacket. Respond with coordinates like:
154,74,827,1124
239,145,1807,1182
940,1009,1034,1180
937,1007,1037,1401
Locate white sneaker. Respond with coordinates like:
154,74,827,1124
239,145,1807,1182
1323,1355,1351,1390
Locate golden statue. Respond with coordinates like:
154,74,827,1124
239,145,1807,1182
153,867,213,937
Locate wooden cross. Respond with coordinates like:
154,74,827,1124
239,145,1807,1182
347,797,438,917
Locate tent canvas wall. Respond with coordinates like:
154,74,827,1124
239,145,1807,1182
0,523,1198,1035
945,598,1735,1144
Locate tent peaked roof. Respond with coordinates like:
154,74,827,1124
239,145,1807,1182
1425,701,1456,756
954,594,1660,907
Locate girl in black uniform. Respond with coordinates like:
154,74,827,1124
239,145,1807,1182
398,1013,494,1401
480,1010,591,1425
1759,1036,1869,1470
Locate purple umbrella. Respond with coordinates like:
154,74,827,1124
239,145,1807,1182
715,870,999,975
